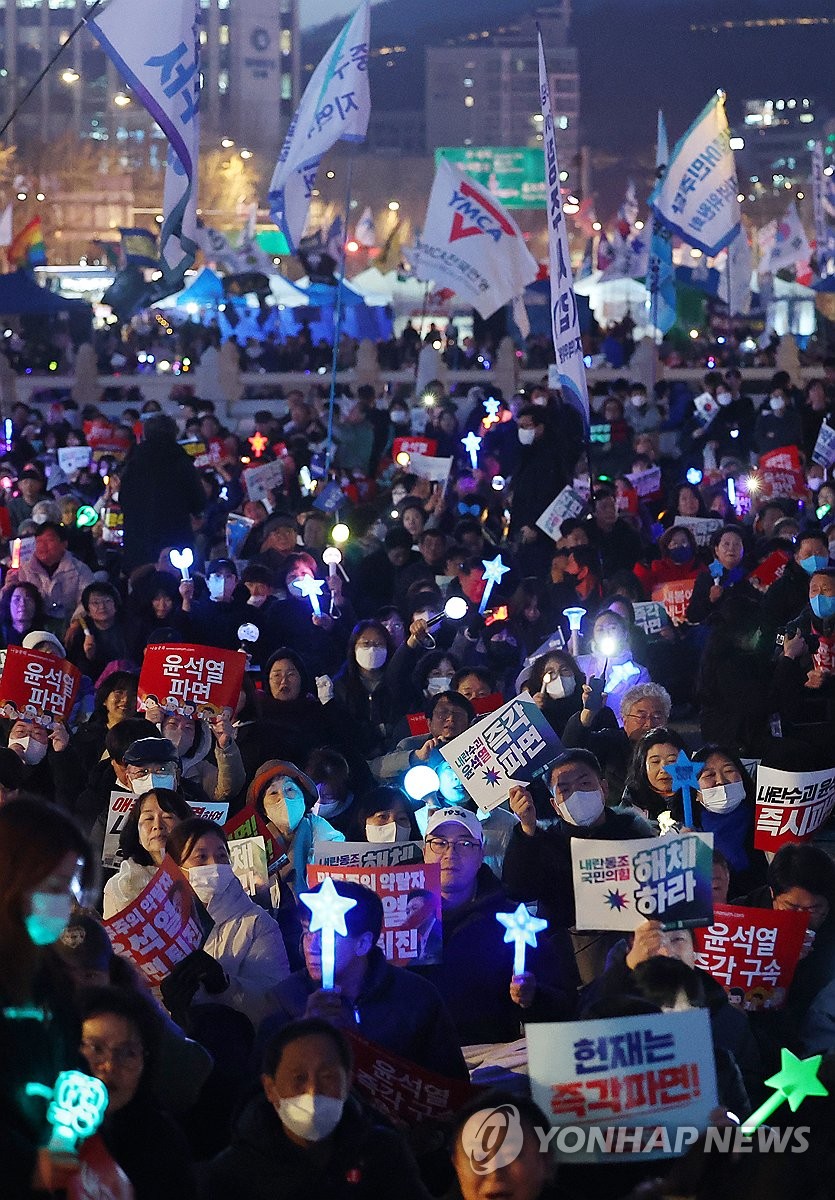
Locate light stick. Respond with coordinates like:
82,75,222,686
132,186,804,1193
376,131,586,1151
478,554,510,615
169,547,193,581
331,523,350,545
496,903,548,978
741,1049,827,1134
299,877,358,990
484,397,501,421
292,575,325,617
248,431,268,457
563,606,586,657
663,750,704,828
75,505,99,528
26,1071,109,1155
461,431,482,469
404,765,440,802
323,545,342,580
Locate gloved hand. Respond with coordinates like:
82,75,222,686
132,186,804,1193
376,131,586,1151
160,950,227,1018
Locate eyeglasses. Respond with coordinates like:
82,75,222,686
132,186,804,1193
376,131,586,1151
81,1039,144,1068
425,836,480,855
625,710,666,725
128,765,176,780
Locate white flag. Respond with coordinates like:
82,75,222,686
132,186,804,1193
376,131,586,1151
0,204,12,248
767,202,811,272
355,206,376,247
268,0,370,252
195,221,239,272
89,0,200,284
538,30,589,431
650,92,740,257
406,158,537,319
722,226,752,316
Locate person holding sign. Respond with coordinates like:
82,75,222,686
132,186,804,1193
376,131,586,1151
102,787,193,920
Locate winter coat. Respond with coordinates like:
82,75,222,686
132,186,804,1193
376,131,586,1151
16,550,94,630
119,434,206,571
177,719,246,805
102,857,156,920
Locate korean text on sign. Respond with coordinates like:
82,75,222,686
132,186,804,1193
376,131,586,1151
693,904,808,1010
348,1033,475,1126
754,764,835,851
0,645,81,728
138,642,246,718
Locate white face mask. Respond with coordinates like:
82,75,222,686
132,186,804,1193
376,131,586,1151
187,863,236,903
208,573,227,601
355,645,387,671
390,410,410,426
426,676,452,696
277,1094,344,1142
545,675,576,700
131,771,176,796
699,780,745,814
264,788,306,837
769,396,786,413
366,820,399,843
518,427,536,445
717,390,733,407
557,788,605,827
314,798,347,820
25,892,73,946
11,735,48,766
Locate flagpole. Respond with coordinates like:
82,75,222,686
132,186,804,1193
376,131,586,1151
325,157,355,473
0,0,104,141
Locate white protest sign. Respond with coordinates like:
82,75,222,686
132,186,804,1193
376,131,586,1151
312,840,424,868
672,515,722,547
812,421,835,469
527,1010,718,1161
535,485,586,540
57,446,93,474
102,794,229,868
243,460,284,502
229,835,269,901
571,832,714,931
407,454,453,487
754,763,835,852
625,465,662,498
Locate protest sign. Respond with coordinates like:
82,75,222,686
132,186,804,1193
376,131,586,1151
625,466,662,499
226,513,255,559
758,445,807,501
571,832,714,931
392,436,438,460
440,696,562,812
228,835,270,904
224,804,287,876
103,857,212,985
307,860,443,966
693,904,808,1010
748,549,790,591
535,485,587,541
83,418,133,460
348,1033,476,1126
312,480,345,513
812,421,835,469
651,579,697,626
754,763,835,851
57,446,93,474
138,643,246,719
527,1010,718,1161
0,645,81,729
243,459,284,502
814,634,835,675
407,454,453,487
311,840,424,868
632,601,670,637
672,516,722,546
102,795,229,869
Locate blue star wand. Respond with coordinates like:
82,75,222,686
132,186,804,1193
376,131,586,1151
496,903,548,977
664,750,704,827
478,554,510,615
299,877,358,990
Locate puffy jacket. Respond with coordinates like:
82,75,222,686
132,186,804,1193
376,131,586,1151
102,857,156,919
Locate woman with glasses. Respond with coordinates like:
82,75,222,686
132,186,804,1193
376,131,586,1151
64,582,132,682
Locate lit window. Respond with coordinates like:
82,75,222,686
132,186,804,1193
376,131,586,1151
218,69,229,94
220,25,229,45
464,95,474,107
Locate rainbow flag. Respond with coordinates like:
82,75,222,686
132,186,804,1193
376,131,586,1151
9,217,46,268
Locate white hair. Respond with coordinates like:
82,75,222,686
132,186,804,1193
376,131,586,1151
620,682,671,720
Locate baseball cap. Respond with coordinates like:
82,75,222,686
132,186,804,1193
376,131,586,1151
22,630,66,657
123,736,179,766
425,805,483,843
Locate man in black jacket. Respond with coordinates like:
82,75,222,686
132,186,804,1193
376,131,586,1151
508,406,569,576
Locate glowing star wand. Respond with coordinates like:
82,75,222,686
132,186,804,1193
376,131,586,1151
496,903,548,977
461,431,482,470
663,750,704,828
478,554,510,615
299,877,358,990
741,1049,828,1135
292,575,325,617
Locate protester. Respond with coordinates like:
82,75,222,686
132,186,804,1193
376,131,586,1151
102,786,193,918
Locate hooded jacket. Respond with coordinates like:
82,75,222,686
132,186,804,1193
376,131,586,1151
175,717,245,805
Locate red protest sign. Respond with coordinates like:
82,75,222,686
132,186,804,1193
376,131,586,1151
747,549,790,592
693,904,808,1010
348,1033,477,1126
392,436,438,460
103,856,212,985
138,643,245,718
307,861,443,966
83,418,133,460
754,763,835,850
0,645,81,728
224,803,288,875
814,634,835,675
757,445,807,500
651,579,697,627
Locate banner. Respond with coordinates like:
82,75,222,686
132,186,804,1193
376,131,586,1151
268,0,370,251
103,856,212,985
538,31,589,431
57,446,93,474
693,904,808,1011
649,92,739,257
812,421,835,469
83,418,133,460
391,436,438,460
407,158,538,320
348,1033,475,1125
103,794,229,868
89,0,199,283
0,646,81,729
571,832,714,931
242,460,284,502
535,485,586,540
766,203,811,272
527,1010,717,1161
722,225,753,316
311,840,424,868
228,835,269,903
758,445,807,500
754,764,835,851
672,515,722,546
308,861,443,966
651,579,697,627
440,696,562,812
138,643,246,718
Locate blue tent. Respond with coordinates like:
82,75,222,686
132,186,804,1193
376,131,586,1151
176,267,225,306
0,270,92,316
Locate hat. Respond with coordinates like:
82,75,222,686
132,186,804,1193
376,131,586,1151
55,913,113,973
22,630,66,657
246,758,318,810
425,805,483,843
123,736,180,766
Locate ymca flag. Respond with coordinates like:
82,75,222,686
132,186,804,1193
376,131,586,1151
650,92,740,256
268,0,370,252
538,30,589,430
766,202,811,272
89,0,200,285
406,158,538,319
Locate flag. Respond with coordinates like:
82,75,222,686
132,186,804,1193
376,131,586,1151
0,204,12,248
9,217,46,268
650,92,740,256
811,143,835,276
119,227,158,269
268,0,370,252
600,224,649,281
325,216,344,261
722,226,752,315
89,0,200,286
647,110,676,335
757,220,777,268
767,202,811,272
406,158,537,320
375,219,403,272
355,205,376,247
596,232,615,272
538,29,588,431
92,239,121,269
195,221,240,272
617,180,638,237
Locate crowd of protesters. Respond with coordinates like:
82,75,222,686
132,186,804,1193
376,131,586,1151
4,356,835,1200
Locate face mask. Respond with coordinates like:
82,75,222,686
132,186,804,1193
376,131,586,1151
426,676,452,696
800,555,829,575
518,427,536,445
366,821,398,843
716,391,732,407
11,736,48,766
247,593,268,607
355,645,387,670
669,545,693,565
207,573,227,601
25,892,73,946
557,788,604,827
531,396,548,407
390,410,409,425
769,396,786,413
314,798,346,820
809,477,824,493
187,863,236,902
811,593,835,620
699,780,746,814
545,675,575,700
265,790,306,837
629,394,646,408
131,772,176,796
277,1094,344,1142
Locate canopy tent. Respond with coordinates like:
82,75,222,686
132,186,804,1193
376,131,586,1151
343,266,397,307
0,269,92,317
268,274,309,306
155,267,225,311
573,270,653,336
